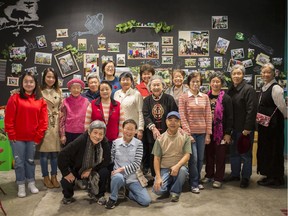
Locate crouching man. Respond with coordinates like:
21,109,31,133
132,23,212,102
152,111,191,202
58,120,111,205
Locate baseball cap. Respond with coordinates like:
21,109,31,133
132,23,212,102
166,111,180,119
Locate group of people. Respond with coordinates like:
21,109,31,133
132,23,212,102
4,61,286,208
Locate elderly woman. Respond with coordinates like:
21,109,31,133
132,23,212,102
58,120,111,205
136,64,155,98
225,64,257,188
256,63,287,187
102,61,121,97
165,69,189,106
142,75,178,176
82,73,100,102
179,71,212,194
114,72,144,140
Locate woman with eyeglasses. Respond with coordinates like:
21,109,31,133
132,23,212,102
102,61,121,97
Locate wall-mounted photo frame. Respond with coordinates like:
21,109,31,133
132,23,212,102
7,76,19,86
214,56,223,68
24,66,38,75
162,46,173,55
83,53,99,81
36,35,47,48
54,50,79,77
34,52,52,65
162,36,173,45
162,56,173,64
155,68,172,88
198,57,211,68
212,16,228,29
254,75,263,92
56,29,68,38
51,41,64,51
242,59,253,68
231,48,244,60
98,36,106,50
78,38,87,51
127,42,159,59
185,58,196,68
108,43,120,52
116,54,126,66
10,46,26,60
214,37,230,55
11,63,22,75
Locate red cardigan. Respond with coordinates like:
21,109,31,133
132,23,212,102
5,93,48,144
136,82,151,98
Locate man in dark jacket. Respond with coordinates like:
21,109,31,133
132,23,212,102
58,120,111,205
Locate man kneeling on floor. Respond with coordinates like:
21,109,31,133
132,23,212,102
152,111,191,202
58,120,111,205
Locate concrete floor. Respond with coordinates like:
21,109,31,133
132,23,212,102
0,162,287,216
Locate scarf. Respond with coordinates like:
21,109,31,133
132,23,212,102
208,90,224,144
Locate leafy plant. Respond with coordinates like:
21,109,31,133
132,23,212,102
63,44,83,63
1,43,15,59
116,20,173,33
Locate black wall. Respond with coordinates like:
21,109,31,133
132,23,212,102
0,0,286,105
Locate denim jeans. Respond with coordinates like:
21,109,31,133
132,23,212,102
110,173,151,206
40,152,58,177
152,166,188,196
10,141,36,185
189,133,206,188
229,131,254,179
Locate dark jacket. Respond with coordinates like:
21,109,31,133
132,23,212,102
222,93,233,135
227,81,257,132
58,131,111,177
81,90,100,102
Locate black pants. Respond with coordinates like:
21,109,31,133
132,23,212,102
61,167,110,199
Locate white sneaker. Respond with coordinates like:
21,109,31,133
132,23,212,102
28,182,39,194
191,187,200,194
198,184,205,190
18,184,26,198
213,181,222,188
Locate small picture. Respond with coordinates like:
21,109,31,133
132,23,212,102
198,57,211,68
272,57,283,66
24,66,37,75
128,42,159,59
7,77,19,86
54,50,79,77
256,53,270,66
162,56,173,64
244,74,253,85
116,54,126,66
34,52,52,65
162,46,173,55
162,36,173,45
214,56,223,68
11,63,22,75
98,36,106,50
83,53,99,80
212,16,228,29
200,83,210,94
58,78,64,87
51,41,64,51
247,48,255,59
254,75,264,92
278,79,287,91
242,59,253,68
185,58,197,68
10,46,26,60
108,43,120,52
101,55,113,64
231,48,244,60
56,29,68,38
155,68,172,88
78,39,87,52
36,35,47,48
73,74,82,79
214,37,230,55
227,59,242,72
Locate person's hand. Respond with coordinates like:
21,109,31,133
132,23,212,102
205,134,211,144
64,173,75,183
60,135,66,145
81,169,91,179
137,130,143,140
223,134,231,144
152,127,161,140
170,165,180,177
111,167,124,176
153,176,163,192
242,130,251,136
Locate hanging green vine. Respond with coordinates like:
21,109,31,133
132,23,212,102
116,20,173,33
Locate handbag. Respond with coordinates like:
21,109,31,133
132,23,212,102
256,92,277,127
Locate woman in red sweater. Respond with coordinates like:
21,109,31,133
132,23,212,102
5,71,48,198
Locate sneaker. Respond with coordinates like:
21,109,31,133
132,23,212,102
191,187,200,194
170,194,179,202
105,198,117,209
201,177,212,183
18,184,26,198
212,181,222,188
97,196,107,205
77,179,88,190
198,184,204,190
28,182,39,194
62,197,76,205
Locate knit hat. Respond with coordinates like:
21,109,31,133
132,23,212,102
67,78,85,89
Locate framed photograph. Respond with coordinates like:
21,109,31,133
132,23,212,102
231,48,245,60
198,57,211,68
78,39,87,51
256,53,270,66
7,77,19,86
108,43,120,52
10,46,26,60
247,48,255,59
98,36,106,50
278,79,287,92
214,56,223,68
51,41,64,51
34,52,52,65
11,63,22,75
162,36,173,45
155,68,172,88
116,54,126,66
214,37,230,55
272,57,283,66
36,35,47,48
244,74,253,85
162,56,173,64
227,59,242,72
101,55,113,64
58,78,64,87
200,83,210,94
56,29,68,38
254,75,264,92
242,59,253,68
54,50,79,77
24,66,37,75
127,42,159,59
83,53,99,81
178,31,209,56
212,16,228,29
162,46,173,55
185,58,197,68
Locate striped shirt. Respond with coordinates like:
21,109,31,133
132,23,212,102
179,90,212,135
111,137,143,183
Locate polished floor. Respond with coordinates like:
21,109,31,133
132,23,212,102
0,162,287,216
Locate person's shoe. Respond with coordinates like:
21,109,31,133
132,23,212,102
223,175,240,182
28,181,39,194
77,179,88,190
105,198,117,209
43,176,54,189
62,197,76,205
170,194,179,202
201,177,212,183
18,184,26,198
191,187,200,194
51,175,60,188
97,196,107,205
212,181,222,188
198,184,204,190
240,178,249,188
